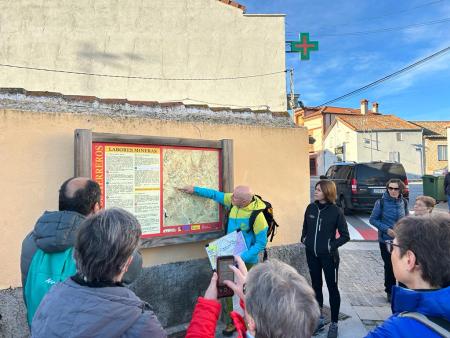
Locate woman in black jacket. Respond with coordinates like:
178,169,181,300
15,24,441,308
301,180,350,338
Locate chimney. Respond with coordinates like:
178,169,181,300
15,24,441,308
372,102,379,113
360,99,368,115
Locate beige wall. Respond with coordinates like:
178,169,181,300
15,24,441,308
0,0,286,111
304,117,323,153
424,138,448,174
323,121,358,170
0,109,309,288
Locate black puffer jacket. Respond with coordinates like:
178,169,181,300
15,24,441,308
301,201,350,256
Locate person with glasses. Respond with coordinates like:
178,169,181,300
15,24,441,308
369,178,409,303
365,214,450,338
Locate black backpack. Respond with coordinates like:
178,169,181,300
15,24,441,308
225,195,279,261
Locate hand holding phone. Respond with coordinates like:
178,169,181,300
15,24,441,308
216,255,235,298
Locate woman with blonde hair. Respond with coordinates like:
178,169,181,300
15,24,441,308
301,180,350,338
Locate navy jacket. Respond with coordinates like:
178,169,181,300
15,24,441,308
369,192,409,242
301,201,350,256
365,286,450,338
445,173,450,196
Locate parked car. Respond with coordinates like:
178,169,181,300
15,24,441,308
324,161,409,214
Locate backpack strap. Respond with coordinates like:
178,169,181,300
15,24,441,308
402,196,409,214
248,209,263,233
224,207,231,234
398,312,450,337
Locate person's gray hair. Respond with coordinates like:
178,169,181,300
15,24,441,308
245,259,320,338
74,208,141,282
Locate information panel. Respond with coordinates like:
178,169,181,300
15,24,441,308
92,142,222,238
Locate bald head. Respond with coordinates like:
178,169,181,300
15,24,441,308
231,185,253,208
59,177,101,216
65,177,90,198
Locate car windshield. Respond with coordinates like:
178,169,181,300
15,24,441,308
356,163,405,185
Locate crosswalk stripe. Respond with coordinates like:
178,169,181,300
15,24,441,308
347,224,364,240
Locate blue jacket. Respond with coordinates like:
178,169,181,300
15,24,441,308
369,192,409,242
365,286,450,338
194,187,268,264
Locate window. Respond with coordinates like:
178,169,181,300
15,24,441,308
396,132,403,141
389,151,400,163
438,145,448,161
310,158,317,176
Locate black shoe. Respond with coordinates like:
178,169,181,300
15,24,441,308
222,323,236,336
327,322,338,338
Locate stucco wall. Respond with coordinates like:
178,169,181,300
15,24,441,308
304,117,323,153
356,131,423,178
0,0,286,111
323,121,358,170
0,109,309,288
424,138,448,174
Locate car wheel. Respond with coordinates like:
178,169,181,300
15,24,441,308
340,196,352,215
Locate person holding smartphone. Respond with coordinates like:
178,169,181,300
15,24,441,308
301,180,350,338
186,256,320,338
370,178,409,303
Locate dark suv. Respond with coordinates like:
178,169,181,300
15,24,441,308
324,161,409,214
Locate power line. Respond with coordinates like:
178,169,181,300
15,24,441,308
325,0,444,29
285,16,450,38
0,63,287,81
313,46,450,108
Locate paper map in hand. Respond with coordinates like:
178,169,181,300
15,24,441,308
205,230,248,270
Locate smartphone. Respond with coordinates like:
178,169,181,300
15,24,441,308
216,255,235,298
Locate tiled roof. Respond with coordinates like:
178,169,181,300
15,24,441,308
218,0,246,12
336,115,421,131
410,121,450,138
297,105,378,119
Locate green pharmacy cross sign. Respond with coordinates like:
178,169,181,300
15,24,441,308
288,33,319,60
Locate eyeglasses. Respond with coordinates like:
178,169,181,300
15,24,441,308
387,186,400,191
385,240,403,254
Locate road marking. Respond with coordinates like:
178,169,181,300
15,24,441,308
346,215,378,241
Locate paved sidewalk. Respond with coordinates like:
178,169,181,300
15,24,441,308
315,242,390,337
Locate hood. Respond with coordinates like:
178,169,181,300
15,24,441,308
392,286,450,321
242,195,266,211
33,278,146,338
33,210,86,253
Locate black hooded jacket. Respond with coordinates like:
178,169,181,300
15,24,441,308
301,201,350,256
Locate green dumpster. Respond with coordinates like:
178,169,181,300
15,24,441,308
422,175,448,202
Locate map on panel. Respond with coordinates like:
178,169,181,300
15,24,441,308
163,148,220,227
